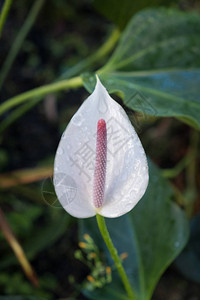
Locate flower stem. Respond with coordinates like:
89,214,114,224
96,214,134,299
0,0,13,37
0,98,41,134
0,76,82,116
59,27,120,80
0,0,45,89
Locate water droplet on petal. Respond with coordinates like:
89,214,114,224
106,80,113,85
72,114,83,126
97,95,108,114
84,126,88,131
61,132,66,139
57,147,64,155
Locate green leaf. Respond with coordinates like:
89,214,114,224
79,161,189,300
93,0,175,29
102,8,200,71
82,69,200,129
175,213,200,283
0,210,71,269
82,8,200,129
131,161,189,298
106,70,200,129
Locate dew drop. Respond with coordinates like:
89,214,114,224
97,96,108,114
122,173,127,182
128,83,134,89
61,132,66,139
89,77,94,82
174,241,180,248
72,113,83,126
125,202,133,210
82,126,88,132
106,80,113,85
57,147,64,155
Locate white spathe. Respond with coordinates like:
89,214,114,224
53,77,149,218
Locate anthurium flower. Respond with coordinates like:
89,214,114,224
53,76,149,218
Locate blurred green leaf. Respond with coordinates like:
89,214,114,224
80,161,189,300
0,207,71,269
93,0,175,29
102,8,200,71
175,213,200,283
7,205,42,238
0,149,8,170
82,9,200,129
0,272,56,299
24,213,70,259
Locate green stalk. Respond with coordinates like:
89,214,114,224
162,152,195,178
96,214,135,299
59,27,120,80
0,0,45,89
0,0,13,37
0,98,41,134
0,76,82,116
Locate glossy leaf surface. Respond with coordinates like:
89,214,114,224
82,8,200,129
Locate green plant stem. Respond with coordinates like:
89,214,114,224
0,76,82,116
0,0,45,89
59,27,120,80
162,130,199,180
96,214,134,299
186,130,199,189
162,151,195,178
92,28,120,63
0,0,13,37
0,98,41,134
185,130,199,217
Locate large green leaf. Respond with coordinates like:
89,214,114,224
82,9,200,129
102,8,200,71
79,161,189,300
